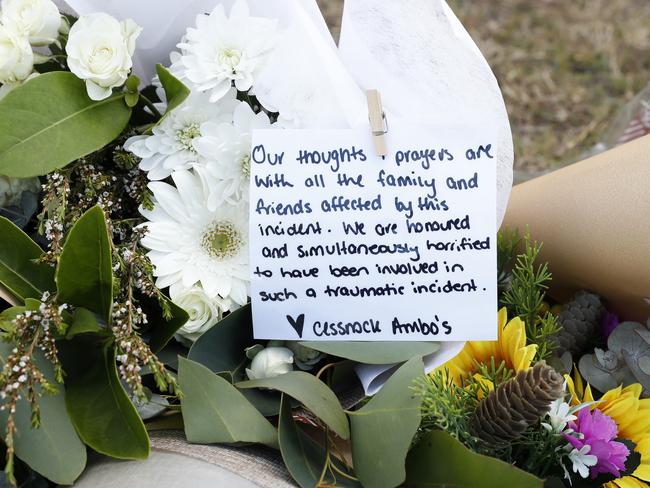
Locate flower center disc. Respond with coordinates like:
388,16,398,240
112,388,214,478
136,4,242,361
218,48,242,73
177,123,201,152
202,221,242,260
241,154,251,178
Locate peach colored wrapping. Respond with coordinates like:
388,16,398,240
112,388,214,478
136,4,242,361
503,135,650,321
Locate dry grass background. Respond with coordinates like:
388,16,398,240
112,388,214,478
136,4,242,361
316,0,650,172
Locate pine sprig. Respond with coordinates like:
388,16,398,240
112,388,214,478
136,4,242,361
501,232,562,360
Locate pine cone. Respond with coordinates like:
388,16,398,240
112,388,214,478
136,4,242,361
471,362,564,445
554,291,605,356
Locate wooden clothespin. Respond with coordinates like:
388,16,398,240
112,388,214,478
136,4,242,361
366,89,388,159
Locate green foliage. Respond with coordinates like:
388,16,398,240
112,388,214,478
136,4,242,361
56,205,113,324
278,395,359,488
155,64,190,123
0,344,86,485
0,72,131,178
300,341,440,364
501,232,561,360
238,371,350,440
497,227,521,294
188,305,253,378
405,430,544,488
349,357,423,488
0,217,55,303
64,344,149,460
178,357,277,448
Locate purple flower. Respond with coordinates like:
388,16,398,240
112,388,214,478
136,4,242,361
564,408,630,479
602,311,620,340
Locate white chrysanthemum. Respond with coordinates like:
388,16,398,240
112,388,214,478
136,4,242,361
177,0,278,102
140,170,249,306
124,90,238,181
194,101,272,207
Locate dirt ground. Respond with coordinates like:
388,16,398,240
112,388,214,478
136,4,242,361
317,0,650,172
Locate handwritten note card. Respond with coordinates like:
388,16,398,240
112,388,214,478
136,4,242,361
250,126,497,341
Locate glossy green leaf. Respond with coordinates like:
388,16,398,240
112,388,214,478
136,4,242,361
0,216,55,303
0,344,86,485
300,341,440,365
65,307,102,339
350,356,423,488
65,345,149,460
405,430,543,488
179,357,277,448
0,72,131,177
278,395,360,488
56,205,113,323
237,371,349,440
145,296,189,353
156,64,190,121
188,304,253,378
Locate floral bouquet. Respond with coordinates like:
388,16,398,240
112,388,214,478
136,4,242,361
0,0,648,487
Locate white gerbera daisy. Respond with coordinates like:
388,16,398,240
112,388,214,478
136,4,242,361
177,0,278,102
124,90,238,180
194,101,273,208
140,170,249,305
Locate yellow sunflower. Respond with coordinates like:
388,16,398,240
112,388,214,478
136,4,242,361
567,372,650,487
440,308,537,383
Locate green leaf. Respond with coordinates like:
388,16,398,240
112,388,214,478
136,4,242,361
278,395,360,488
65,307,102,339
178,357,277,448
0,344,86,485
0,216,55,303
0,72,132,177
300,341,440,365
188,304,253,378
350,356,423,488
156,64,190,121
405,430,543,488
56,205,113,323
125,92,140,108
145,296,188,353
237,371,349,440
65,344,149,460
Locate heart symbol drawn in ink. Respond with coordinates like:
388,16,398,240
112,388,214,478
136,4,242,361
287,314,305,339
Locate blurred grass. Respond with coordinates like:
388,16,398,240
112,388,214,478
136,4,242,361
317,0,650,171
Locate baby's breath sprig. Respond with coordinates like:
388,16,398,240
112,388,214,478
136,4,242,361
0,293,68,485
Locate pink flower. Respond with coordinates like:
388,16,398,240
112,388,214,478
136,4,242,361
564,408,630,479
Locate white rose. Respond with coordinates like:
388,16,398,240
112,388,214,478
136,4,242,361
0,23,33,85
171,285,230,344
1,0,61,46
246,347,294,381
65,13,141,101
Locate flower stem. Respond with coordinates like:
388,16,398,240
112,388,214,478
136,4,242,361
139,94,163,119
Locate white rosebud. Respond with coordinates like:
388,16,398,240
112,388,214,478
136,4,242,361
246,347,294,381
171,285,230,344
0,175,40,207
1,0,62,46
0,23,33,86
65,13,141,101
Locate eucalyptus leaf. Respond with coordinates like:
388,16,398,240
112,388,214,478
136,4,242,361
156,64,190,122
237,371,349,440
300,341,440,365
188,305,254,378
278,395,359,488
0,72,131,177
56,205,113,324
0,216,55,303
405,430,543,488
350,356,423,488
65,345,149,460
179,357,277,448
0,344,86,485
